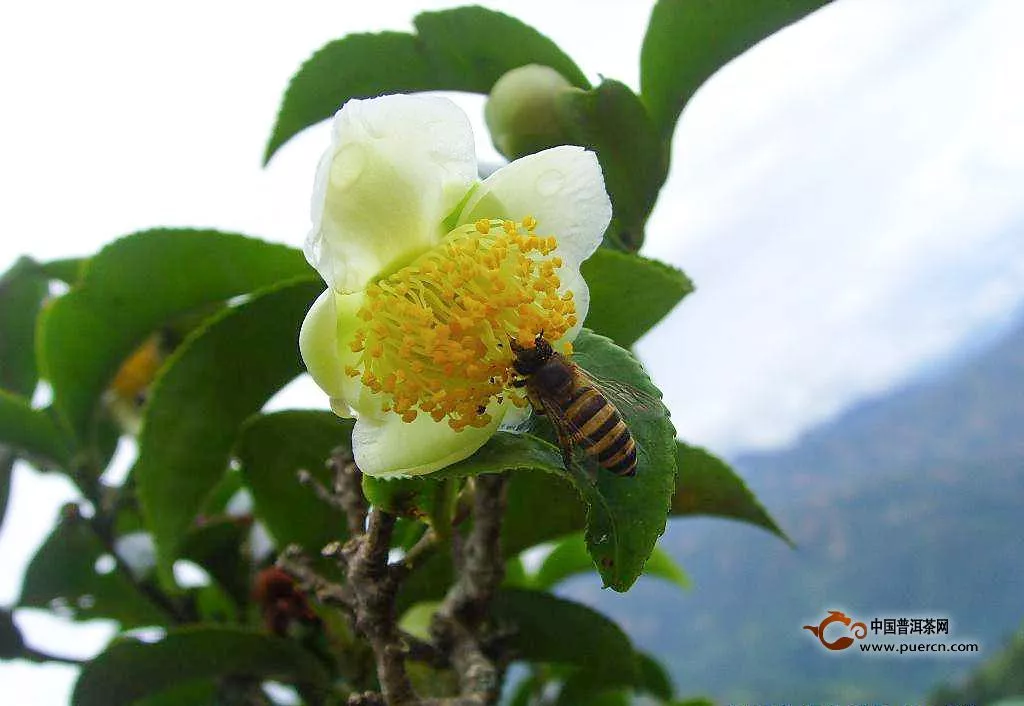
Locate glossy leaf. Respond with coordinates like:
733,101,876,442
566,329,677,591
18,512,167,627
238,410,353,553
532,532,688,591
72,626,329,706
559,80,665,251
581,249,693,347
265,6,589,161
134,278,322,582
0,392,73,467
673,441,789,543
39,229,310,441
0,257,48,396
492,588,638,684
641,0,832,142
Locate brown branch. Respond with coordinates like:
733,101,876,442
330,446,368,537
283,457,511,706
430,473,509,706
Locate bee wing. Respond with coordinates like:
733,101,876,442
574,365,666,420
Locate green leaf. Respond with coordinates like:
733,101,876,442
265,6,589,162
556,682,630,706
554,650,675,705
493,588,638,684
39,229,310,442
72,626,329,706
438,330,676,591
673,441,789,543
641,0,832,142
132,680,217,706
637,651,675,701
503,466,586,556
533,532,688,591
362,474,446,526
0,257,49,396
18,510,167,627
581,249,693,347
0,448,13,533
238,410,353,554
37,257,86,285
565,329,677,591
133,278,322,583
559,80,665,251
179,516,252,608
0,607,24,660
0,392,73,467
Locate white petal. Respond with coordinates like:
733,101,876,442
299,289,376,418
558,264,590,343
459,146,611,270
352,402,508,478
307,95,478,292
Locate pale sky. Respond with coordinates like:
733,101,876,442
2,0,1024,702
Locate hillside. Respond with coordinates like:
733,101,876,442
567,315,1024,703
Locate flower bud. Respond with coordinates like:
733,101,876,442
485,64,578,159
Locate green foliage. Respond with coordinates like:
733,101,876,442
640,0,833,143
568,329,677,590
532,532,689,591
18,510,167,627
0,3,812,702
39,230,310,443
582,248,693,347
672,441,788,542
493,588,639,684
238,411,354,553
931,624,1024,706
265,6,589,162
559,81,666,250
0,392,73,467
0,608,24,660
0,257,49,396
72,627,330,706
134,278,321,583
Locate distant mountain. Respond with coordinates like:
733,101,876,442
565,312,1024,703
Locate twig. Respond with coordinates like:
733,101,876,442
330,446,368,537
275,545,349,609
431,473,509,706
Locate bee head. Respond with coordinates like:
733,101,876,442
510,332,554,375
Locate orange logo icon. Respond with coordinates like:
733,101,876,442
804,610,868,651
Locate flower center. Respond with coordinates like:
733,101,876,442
345,217,577,431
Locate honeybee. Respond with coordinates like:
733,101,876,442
510,333,642,477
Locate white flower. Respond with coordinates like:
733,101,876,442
299,94,611,478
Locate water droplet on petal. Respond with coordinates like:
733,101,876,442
330,143,366,190
536,169,564,196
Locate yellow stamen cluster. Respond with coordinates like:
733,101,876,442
346,217,577,431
